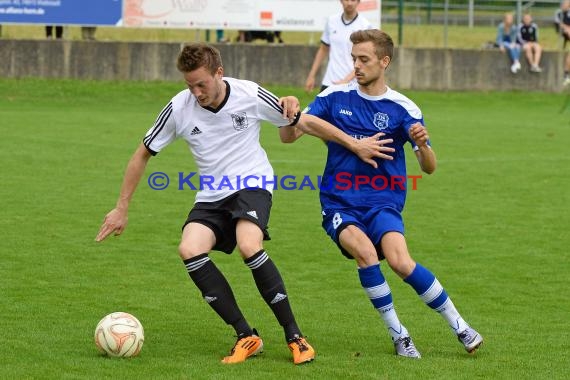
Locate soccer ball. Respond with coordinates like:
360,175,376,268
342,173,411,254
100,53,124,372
94,312,144,357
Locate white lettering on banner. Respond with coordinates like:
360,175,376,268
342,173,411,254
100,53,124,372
122,0,380,31
37,0,61,6
0,6,44,14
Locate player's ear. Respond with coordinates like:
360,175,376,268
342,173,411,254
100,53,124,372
381,55,391,69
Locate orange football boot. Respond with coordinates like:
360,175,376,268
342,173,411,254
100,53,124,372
288,336,315,365
221,330,263,364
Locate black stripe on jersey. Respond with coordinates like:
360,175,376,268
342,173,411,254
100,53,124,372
257,87,283,114
143,102,173,148
144,144,158,156
144,102,172,145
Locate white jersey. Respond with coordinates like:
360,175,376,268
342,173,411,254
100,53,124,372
321,12,374,87
143,77,293,203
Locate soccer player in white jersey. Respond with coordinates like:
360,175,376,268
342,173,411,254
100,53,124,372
282,29,483,358
95,43,392,365
305,0,373,93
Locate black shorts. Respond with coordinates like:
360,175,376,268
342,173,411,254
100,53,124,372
183,188,272,254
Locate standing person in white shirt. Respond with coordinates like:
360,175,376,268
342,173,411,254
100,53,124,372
95,43,393,365
305,0,373,93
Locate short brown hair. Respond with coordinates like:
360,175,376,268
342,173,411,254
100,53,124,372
350,29,394,61
176,43,222,74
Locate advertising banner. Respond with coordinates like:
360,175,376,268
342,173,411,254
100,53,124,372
0,0,122,25
122,0,381,31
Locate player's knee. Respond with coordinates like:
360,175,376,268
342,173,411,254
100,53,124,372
178,242,203,260
236,240,263,258
386,255,416,278
352,249,379,267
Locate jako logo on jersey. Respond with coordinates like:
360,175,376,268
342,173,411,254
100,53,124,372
373,112,389,131
339,109,353,116
231,112,249,131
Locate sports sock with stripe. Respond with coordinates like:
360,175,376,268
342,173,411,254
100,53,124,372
358,264,409,341
184,253,252,337
404,263,469,333
245,250,301,341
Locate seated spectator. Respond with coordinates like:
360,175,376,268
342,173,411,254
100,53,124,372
497,12,522,74
45,25,63,40
518,13,542,73
555,0,570,85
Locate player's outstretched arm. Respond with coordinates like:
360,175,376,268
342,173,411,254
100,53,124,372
95,143,152,242
409,122,437,174
279,125,304,143
296,113,395,168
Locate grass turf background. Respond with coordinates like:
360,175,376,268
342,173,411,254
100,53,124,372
0,78,568,379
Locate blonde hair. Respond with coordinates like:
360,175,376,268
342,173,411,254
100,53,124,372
350,29,394,61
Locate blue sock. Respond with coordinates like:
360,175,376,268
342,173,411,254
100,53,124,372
359,264,408,340
404,263,468,332
404,263,449,309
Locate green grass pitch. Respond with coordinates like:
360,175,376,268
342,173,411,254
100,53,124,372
1,78,568,379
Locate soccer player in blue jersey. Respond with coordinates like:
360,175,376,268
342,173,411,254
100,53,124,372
281,29,483,358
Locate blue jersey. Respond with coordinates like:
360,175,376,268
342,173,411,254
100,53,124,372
306,83,425,212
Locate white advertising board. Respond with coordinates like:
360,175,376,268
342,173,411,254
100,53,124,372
122,0,380,31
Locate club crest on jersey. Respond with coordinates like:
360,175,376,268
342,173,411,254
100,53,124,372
373,112,389,131
231,112,249,131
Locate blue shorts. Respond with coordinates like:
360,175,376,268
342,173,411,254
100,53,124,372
322,206,404,259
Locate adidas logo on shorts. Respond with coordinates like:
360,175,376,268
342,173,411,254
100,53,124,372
246,210,258,219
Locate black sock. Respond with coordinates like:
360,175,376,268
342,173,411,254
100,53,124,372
245,250,301,341
184,254,252,337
